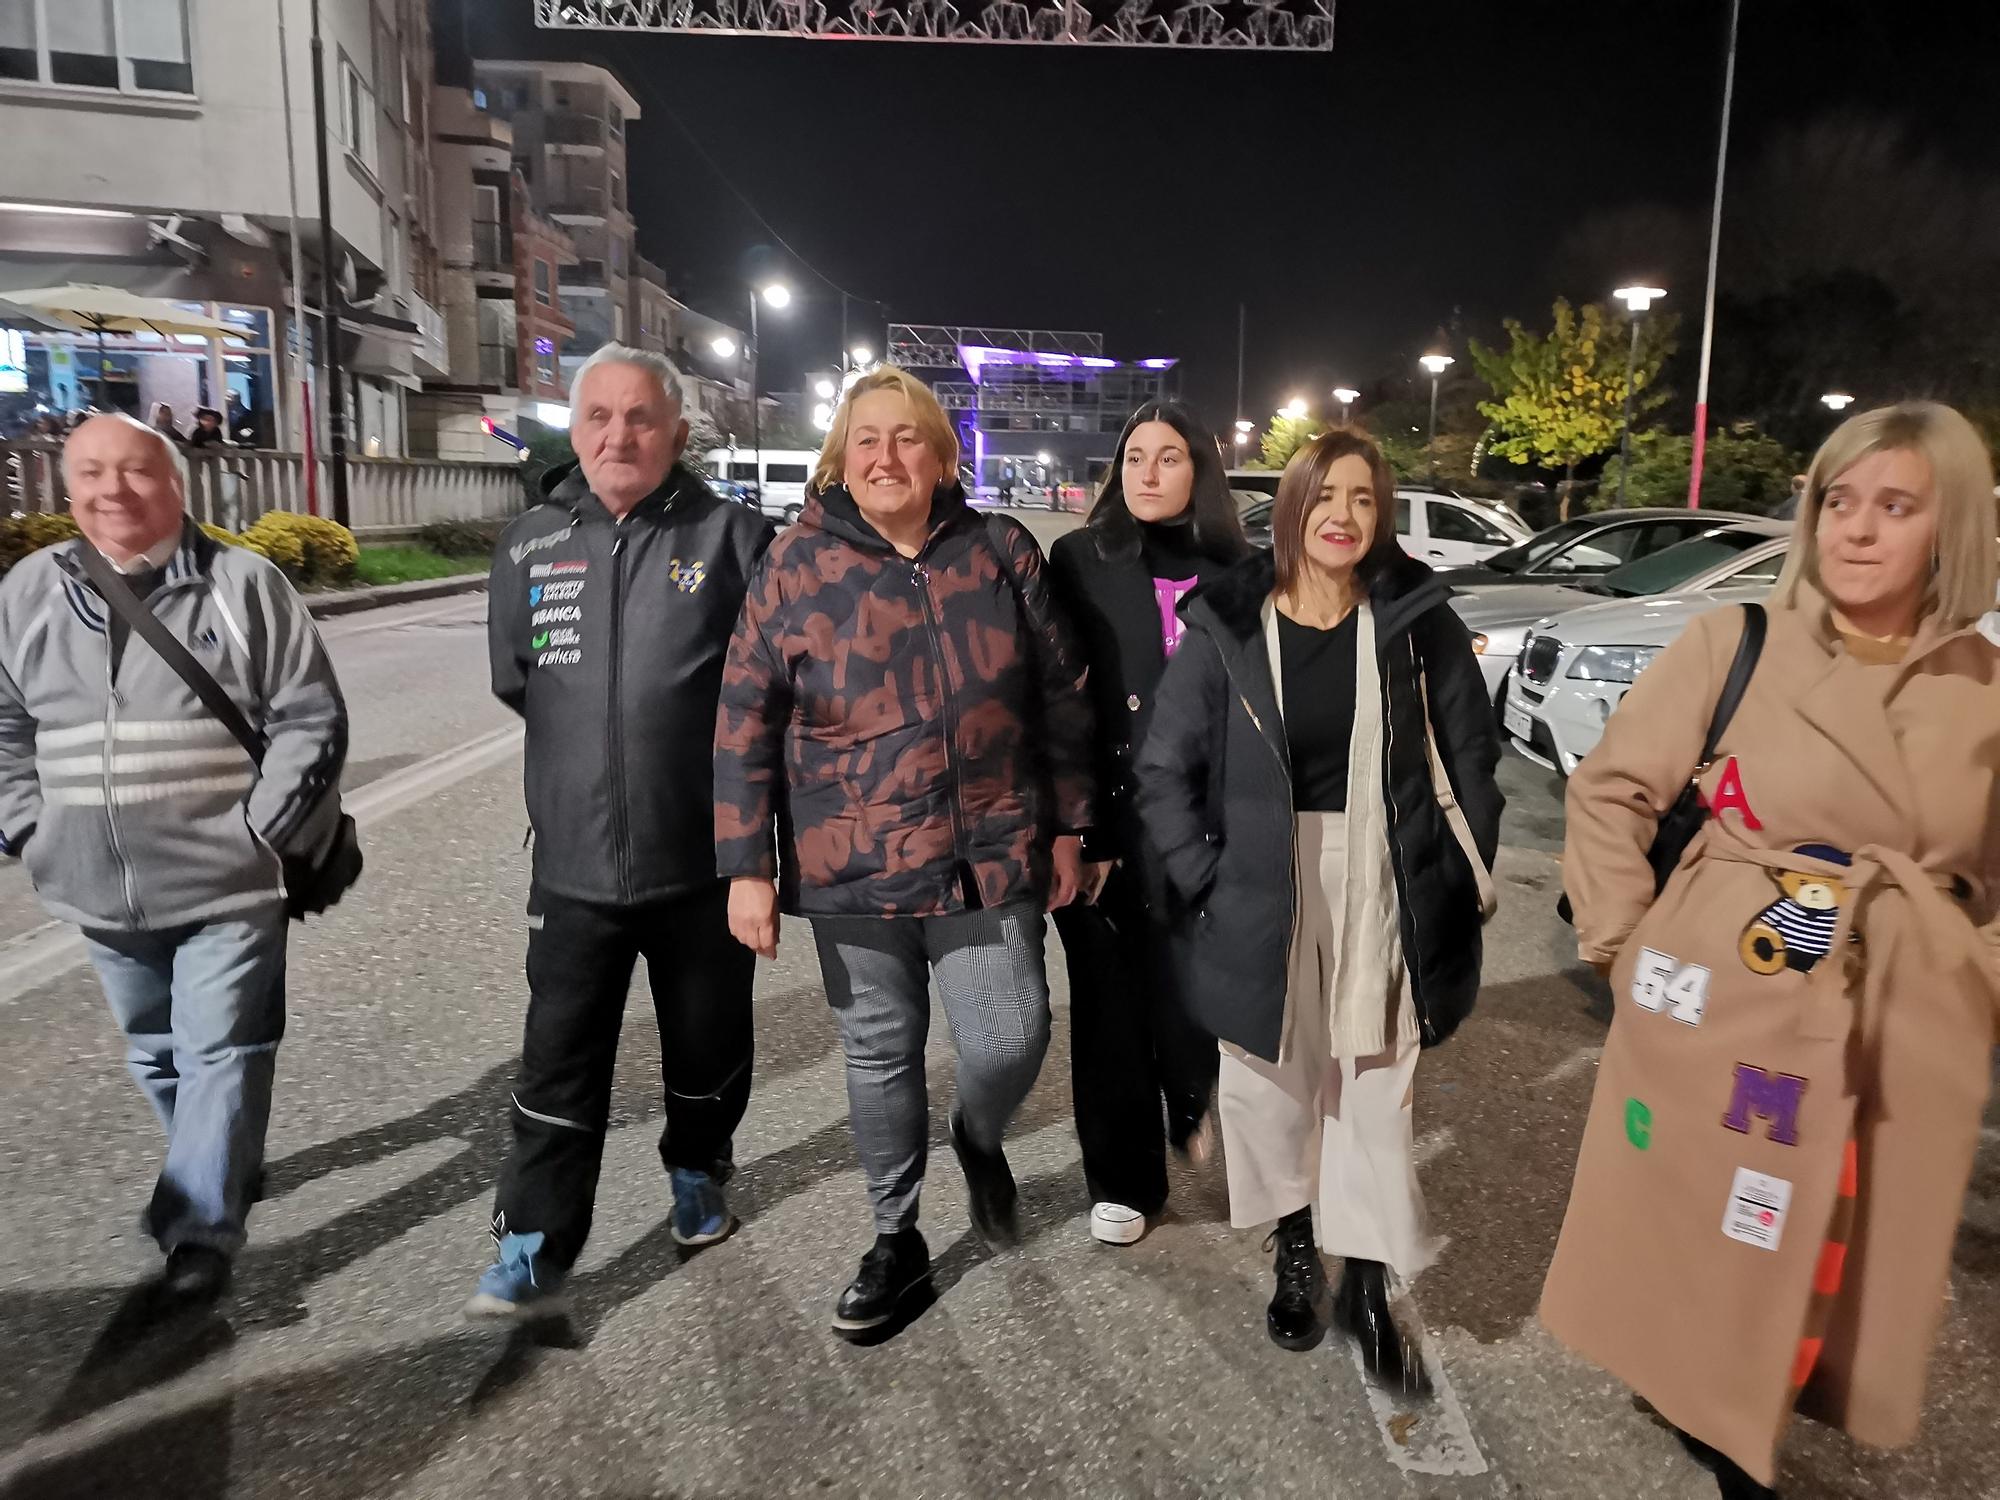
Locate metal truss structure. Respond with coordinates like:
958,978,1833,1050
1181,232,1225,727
536,0,1334,51
888,325,1105,365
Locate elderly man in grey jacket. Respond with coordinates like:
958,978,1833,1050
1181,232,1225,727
0,414,348,1302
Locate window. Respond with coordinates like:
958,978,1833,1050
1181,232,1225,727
1428,504,1509,546
728,462,759,482
1393,495,1412,535
764,463,809,484
1598,529,1773,598
374,17,401,120
1723,548,1787,584
532,260,552,306
2,0,191,93
610,170,625,212
342,58,377,170
608,104,623,138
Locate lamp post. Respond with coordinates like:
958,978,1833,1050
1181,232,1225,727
1419,353,1454,482
1333,386,1359,425
1234,418,1254,461
749,282,791,494
1821,392,1855,413
1612,285,1666,506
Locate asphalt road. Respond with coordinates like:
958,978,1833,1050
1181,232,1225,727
0,568,1994,1500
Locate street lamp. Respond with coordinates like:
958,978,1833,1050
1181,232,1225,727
710,335,737,360
1612,285,1667,506
850,345,873,369
1333,386,1359,424
814,378,836,401
1281,397,1309,421
749,282,793,493
1821,392,1855,412
1418,353,1454,482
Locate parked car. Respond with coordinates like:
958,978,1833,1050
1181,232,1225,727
1445,508,1748,592
1501,583,1770,776
1236,488,1531,566
1452,519,1789,715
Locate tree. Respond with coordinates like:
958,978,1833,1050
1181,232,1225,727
1470,298,1679,520
1256,413,1324,470
1593,424,1799,515
685,408,725,470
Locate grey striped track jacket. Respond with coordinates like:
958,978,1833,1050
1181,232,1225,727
0,520,347,931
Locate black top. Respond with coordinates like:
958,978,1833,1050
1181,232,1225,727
1277,609,1359,811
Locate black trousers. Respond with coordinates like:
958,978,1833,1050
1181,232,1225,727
1053,866,1218,1216
492,879,755,1272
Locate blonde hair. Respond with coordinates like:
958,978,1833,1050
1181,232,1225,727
1773,400,1999,626
810,366,959,494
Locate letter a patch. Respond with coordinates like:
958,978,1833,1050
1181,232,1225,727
1703,756,1764,831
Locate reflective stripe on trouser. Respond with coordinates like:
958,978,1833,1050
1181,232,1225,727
1215,811,1441,1280
491,879,755,1273
812,901,1051,1235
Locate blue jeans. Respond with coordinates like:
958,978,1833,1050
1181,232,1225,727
83,906,289,1255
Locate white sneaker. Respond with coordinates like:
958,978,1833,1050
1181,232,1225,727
1090,1202,1148,1245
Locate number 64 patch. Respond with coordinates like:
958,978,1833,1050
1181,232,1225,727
1630,948,1711,1026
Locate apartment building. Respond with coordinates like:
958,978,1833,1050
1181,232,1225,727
0,0,446,455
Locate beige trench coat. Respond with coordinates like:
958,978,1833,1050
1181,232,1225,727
1540,590,2000,1486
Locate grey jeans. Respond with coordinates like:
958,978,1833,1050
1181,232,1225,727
811,902,1052,1234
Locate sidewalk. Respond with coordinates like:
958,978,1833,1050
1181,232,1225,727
304,573,486,619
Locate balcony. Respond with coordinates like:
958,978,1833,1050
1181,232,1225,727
397,289,451,382
560,259,611,294
546,186,608,223
472,220,510,274
545,111,608,151
478,341,519,391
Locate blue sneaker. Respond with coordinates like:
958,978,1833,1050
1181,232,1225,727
670,1167,737,1247
463,1230,567,1320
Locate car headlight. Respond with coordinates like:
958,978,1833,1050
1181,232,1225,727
1566,645,1662,683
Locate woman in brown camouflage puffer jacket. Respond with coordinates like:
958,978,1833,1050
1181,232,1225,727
713,367,1093,1339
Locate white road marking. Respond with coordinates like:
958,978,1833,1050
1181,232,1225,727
0,722,524,1006
1536,1046,1603,1086
318,594,486,639
1347,1295,1489,1477
1415,1127,1456,1168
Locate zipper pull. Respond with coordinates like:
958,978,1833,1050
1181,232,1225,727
911,562,928,587
612,534,626,556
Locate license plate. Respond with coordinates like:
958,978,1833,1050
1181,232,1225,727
1503,698,1534,742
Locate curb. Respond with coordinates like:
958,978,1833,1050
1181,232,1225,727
305,573,487,619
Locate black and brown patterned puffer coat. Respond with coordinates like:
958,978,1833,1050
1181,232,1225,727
714,481,1094,918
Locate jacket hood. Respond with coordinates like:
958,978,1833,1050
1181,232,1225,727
802,480,974,553
540,459,711,517
1187,545,1450,647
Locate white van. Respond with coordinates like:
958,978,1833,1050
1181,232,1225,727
704,448,817,524
1234,477,1531,568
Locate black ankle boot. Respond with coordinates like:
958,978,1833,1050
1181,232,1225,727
1333,1259,1430,1395
1263,1210,1327,1352
1673,1427,1780,1500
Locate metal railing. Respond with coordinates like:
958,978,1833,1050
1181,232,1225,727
4,442,523,538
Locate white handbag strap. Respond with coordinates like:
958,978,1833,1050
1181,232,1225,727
1420,669,1498,922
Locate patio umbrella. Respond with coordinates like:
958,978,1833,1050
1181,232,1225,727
1,284,245,405
0,297,67,333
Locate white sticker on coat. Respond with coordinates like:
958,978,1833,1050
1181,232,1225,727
1722,1167,1793,1251
1631,947,1711,1025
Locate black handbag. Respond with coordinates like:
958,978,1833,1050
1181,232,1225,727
1557,603,1765,925
80,546,363,920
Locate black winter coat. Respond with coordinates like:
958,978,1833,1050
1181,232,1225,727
1046,525,1233,869
490,461,775,906
1134,547,1503,1061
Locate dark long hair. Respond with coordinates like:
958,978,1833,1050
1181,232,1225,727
1085,401,1250,563
1270,427,1400,597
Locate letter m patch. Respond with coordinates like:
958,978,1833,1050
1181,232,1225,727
1721,1064,1807,1147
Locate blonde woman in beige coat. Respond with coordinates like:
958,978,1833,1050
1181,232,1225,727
1541,402,2000,1498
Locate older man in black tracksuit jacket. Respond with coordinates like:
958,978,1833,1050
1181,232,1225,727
466,346,774,1319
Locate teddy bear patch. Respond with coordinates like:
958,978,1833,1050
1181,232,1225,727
1739,844,1852,976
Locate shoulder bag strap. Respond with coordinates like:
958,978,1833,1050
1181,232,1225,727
1418,645,1498,922
1694,603,1766,775
78,545,266,765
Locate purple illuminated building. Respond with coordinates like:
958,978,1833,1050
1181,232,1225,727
886,325,1179,500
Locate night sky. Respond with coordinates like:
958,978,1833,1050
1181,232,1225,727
462,1,2000,430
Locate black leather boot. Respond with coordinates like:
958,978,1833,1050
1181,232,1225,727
1333,1258,1430,1395
1264,1210,1328,1352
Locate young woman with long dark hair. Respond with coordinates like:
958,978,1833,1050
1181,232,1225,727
1047,402,1251,1246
